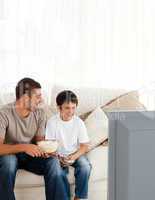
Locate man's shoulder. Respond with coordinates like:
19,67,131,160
0,103,14,123
34,107,44,114
33,107,47,120
48,114,59,122
0,103,14,115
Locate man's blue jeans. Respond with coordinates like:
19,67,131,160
64,156,92,199
0,153,70,200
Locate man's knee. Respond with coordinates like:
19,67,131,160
44,157,63,176
0,155,18,176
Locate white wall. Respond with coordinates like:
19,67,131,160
0,0,155,91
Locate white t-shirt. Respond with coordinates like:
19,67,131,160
45,114,89,156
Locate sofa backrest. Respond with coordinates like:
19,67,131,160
0,85,145,121
50,85,128,115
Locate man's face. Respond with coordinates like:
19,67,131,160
27,88,42,111
59,102,77,121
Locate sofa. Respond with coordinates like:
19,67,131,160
0,85,145,200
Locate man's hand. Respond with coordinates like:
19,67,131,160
21,144,45,157
42,151,58,158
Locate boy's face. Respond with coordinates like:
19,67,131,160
59,102,77,121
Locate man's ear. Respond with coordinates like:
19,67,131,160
57,105,61,111
23,94,30,102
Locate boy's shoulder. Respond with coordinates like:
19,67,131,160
73,115,85,125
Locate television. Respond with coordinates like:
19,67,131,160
107,111,155,200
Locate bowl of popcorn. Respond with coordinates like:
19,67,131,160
37,140,59,153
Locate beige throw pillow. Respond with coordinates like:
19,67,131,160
84,107,108,151
102,91,145,111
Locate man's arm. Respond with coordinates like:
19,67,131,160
33,108,46,144
32,135,45,144
0,137,45,157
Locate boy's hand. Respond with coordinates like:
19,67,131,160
66,144,89,162
58,155,74,167
59,157,70,167
67,154,77,162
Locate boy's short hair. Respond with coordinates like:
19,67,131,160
16,77,41,100
56,90,78,106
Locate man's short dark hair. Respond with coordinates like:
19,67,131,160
56,90,78,106
16,77,41,100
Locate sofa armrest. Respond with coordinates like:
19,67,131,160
87,145,108,181
101,138,108,146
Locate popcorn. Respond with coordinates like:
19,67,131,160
37,140,58,153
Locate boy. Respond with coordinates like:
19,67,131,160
45,90,92,200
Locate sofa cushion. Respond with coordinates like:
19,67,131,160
0,92,15,108
50,85,127,115
15,170,44,188
84,107,108,150
39,103,54,121
15,146,108,188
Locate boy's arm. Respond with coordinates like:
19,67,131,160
66,119,90,161
67,143,89,161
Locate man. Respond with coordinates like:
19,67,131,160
0,78,70,200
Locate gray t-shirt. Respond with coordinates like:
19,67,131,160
0,103,46,144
